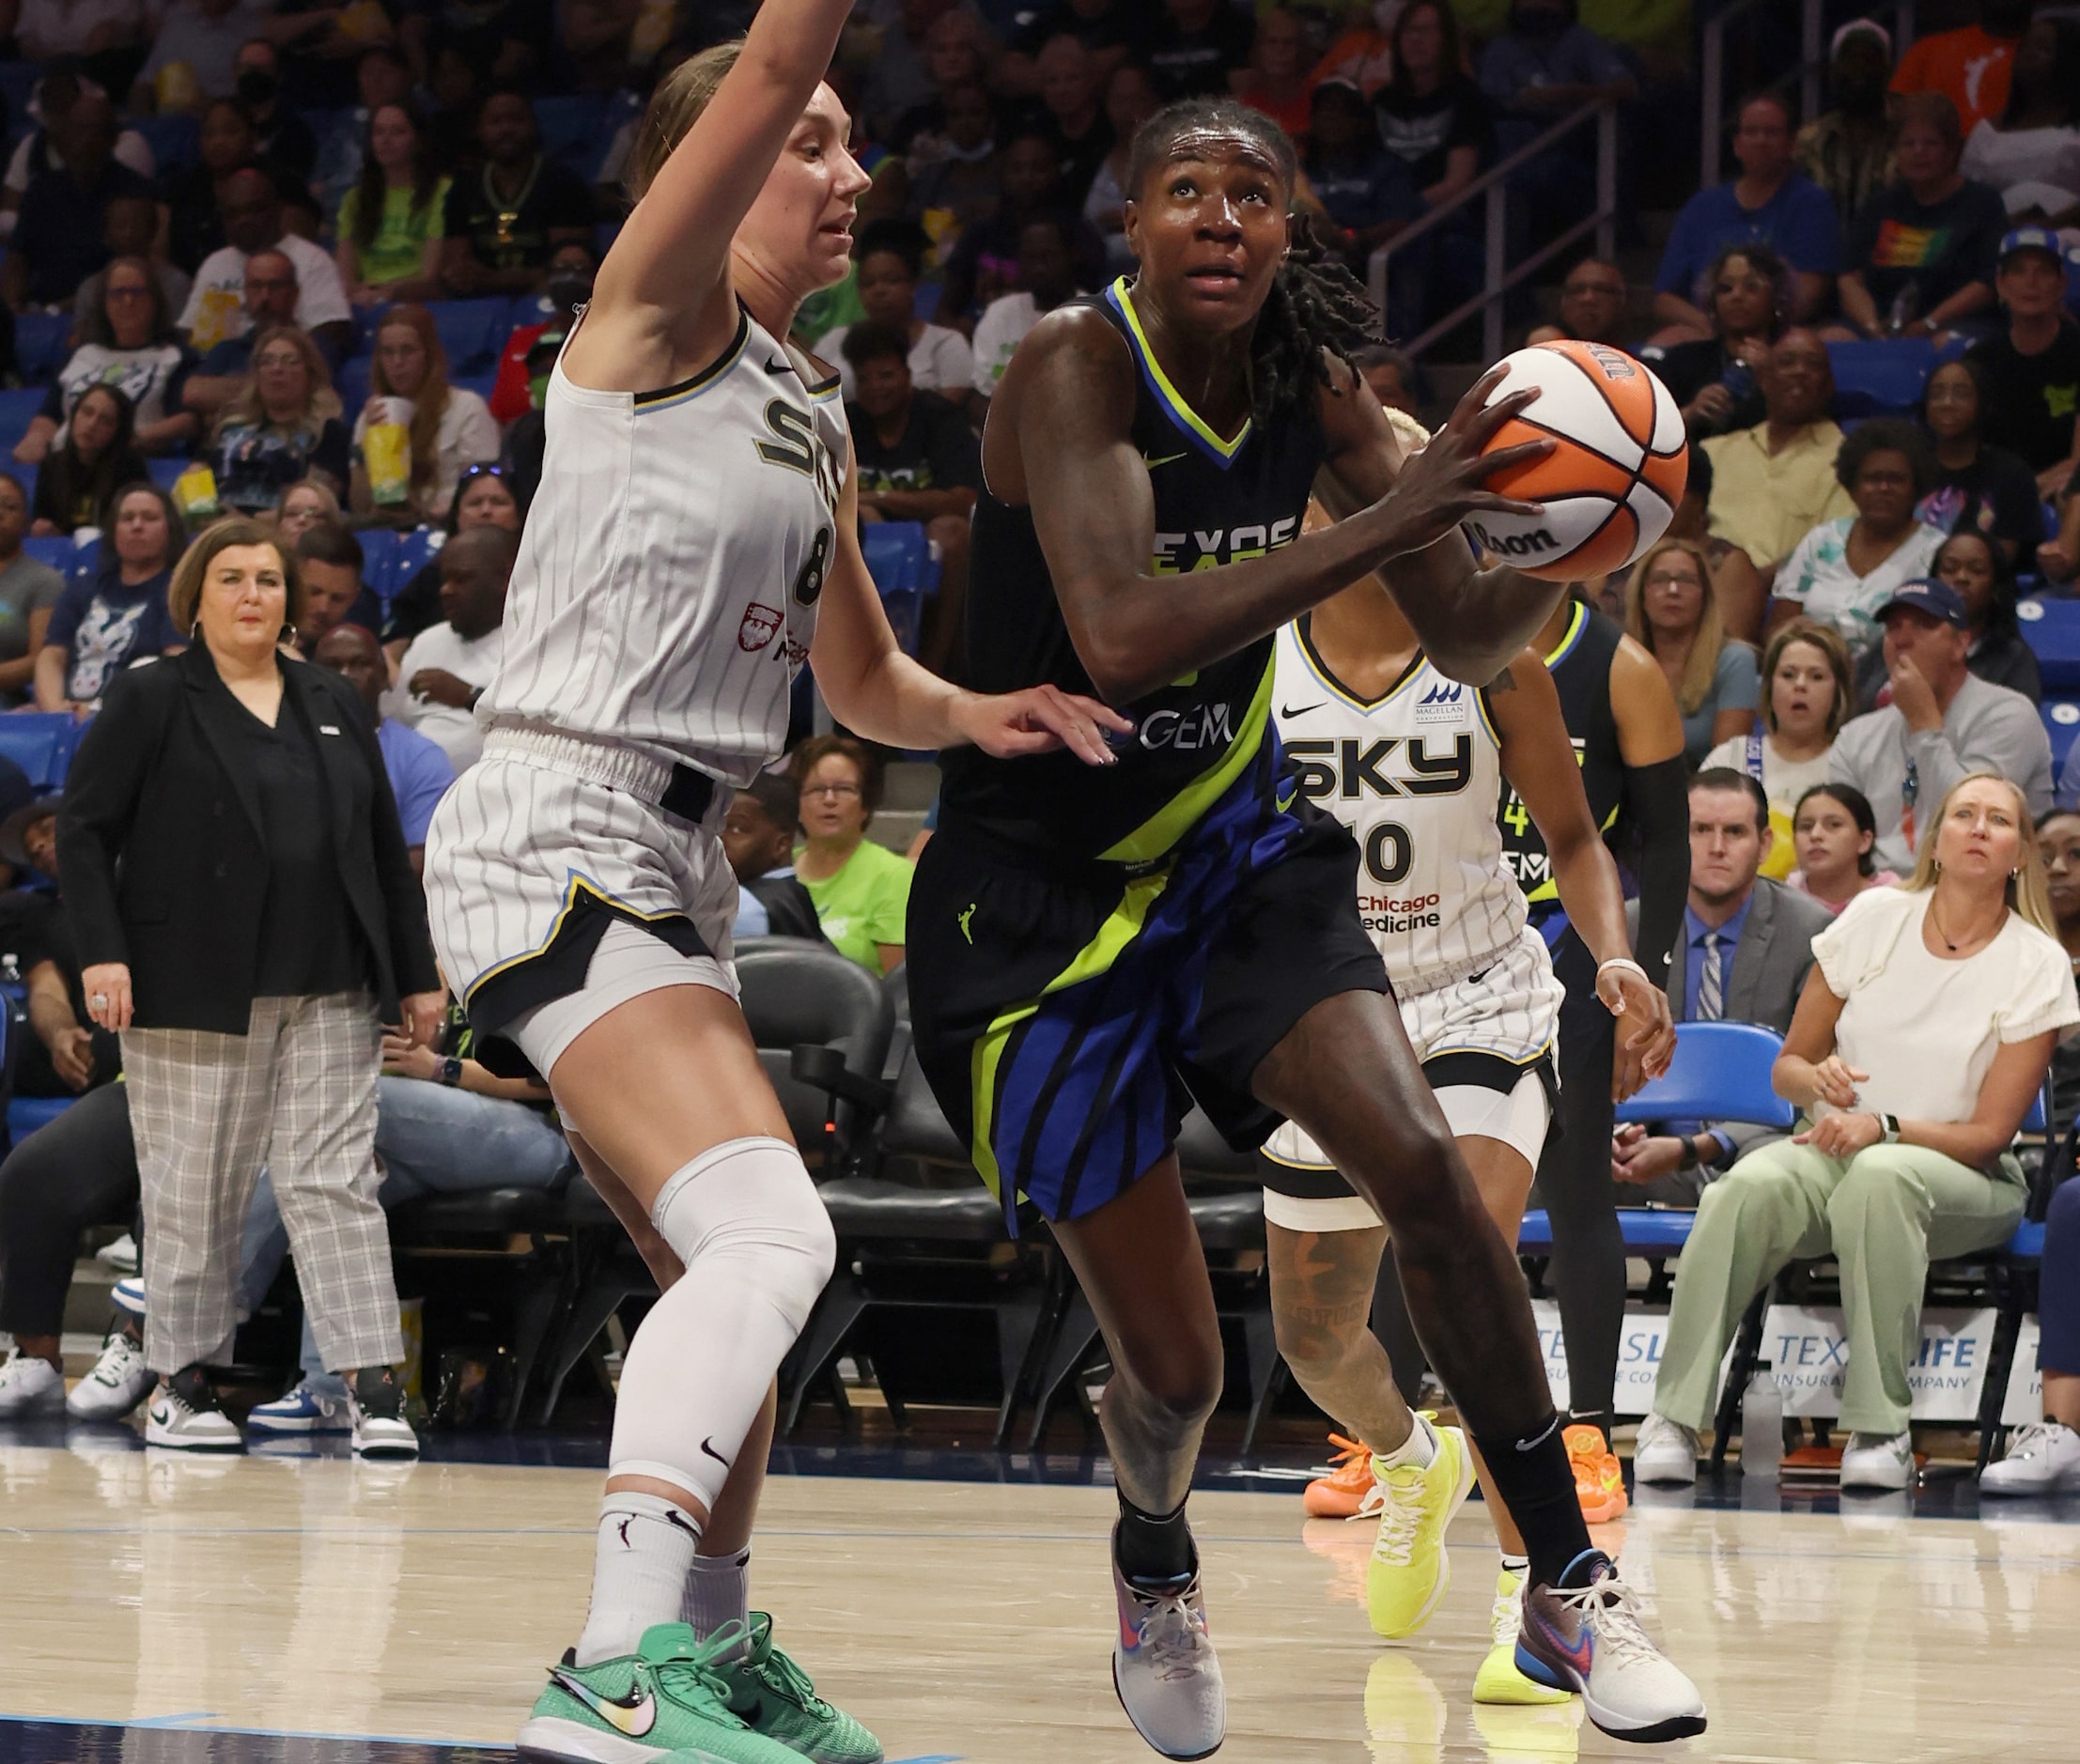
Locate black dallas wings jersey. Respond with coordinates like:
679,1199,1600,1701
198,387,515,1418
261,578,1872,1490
940,276,1326,861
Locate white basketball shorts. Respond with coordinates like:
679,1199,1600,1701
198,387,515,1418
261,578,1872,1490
422,724,739,1077
1260,924,1563,1231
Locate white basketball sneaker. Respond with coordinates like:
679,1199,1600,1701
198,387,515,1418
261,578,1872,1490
144,1369,242,1451
1517,1552,1706,1743
1981,1421,2080,1495
0,1352,65,1417
1110,1528,1225,1760
1839,1431,1915,1492
1631,1413,1700,1486
67,1324,153,1420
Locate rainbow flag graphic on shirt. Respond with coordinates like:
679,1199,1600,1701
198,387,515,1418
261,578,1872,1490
1870,220,1956,267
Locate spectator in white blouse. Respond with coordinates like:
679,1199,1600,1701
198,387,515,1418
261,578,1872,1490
815,219,973,402
1637,772,2080,1490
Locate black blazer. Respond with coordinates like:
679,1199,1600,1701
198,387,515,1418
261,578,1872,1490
57,645,440,1033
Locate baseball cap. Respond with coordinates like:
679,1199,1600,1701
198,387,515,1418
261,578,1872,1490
1876,579,1968,629
1998,224,2064,267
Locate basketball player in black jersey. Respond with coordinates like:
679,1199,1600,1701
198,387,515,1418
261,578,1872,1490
1497,590,1689,1476
908,100,1707,1754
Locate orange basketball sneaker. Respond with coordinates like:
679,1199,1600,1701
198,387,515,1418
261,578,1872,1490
1304,1433,1383,1519
1565,1422,1628,1524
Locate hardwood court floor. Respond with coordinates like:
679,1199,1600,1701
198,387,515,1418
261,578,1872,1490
2,1440,2077,1763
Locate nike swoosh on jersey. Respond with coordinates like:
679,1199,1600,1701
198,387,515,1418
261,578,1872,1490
1140,450,1188,469
549,1671,659,1737
700,1436,731,1468
764,356,795,377
1279,702,1326,720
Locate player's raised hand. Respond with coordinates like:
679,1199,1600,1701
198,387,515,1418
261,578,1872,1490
1369,364,1552,558
1599,961,1675,1100
956,684,1133,766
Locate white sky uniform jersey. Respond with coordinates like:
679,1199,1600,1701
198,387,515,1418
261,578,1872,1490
483,306,848,786
1265,617,1562,1176
1272,617,1526,993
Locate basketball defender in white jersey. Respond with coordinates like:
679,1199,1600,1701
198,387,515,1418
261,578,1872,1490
420,10,1125,1761
1261,503,1674,1713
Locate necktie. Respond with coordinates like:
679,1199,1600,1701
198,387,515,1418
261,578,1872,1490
1697,931,1724,1023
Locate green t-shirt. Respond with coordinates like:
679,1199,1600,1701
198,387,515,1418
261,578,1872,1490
798,839,913,971
339,177,453,289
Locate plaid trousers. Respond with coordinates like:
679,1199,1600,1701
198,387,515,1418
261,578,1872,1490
125,992,403,1376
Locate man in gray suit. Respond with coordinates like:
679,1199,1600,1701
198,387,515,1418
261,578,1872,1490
1612,767,1835,1204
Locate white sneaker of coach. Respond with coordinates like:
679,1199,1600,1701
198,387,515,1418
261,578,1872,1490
0,1352,65,1417
1110,1532,1225,1760
67,1328,153,1420
1980,1420,2080,1495
144,1373,243,1451
1632,1413,1700,1485
1839,1431,1916,1491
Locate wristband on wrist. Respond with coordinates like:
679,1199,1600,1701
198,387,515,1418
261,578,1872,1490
1597,957,1650,987
1881,1113,1901,1145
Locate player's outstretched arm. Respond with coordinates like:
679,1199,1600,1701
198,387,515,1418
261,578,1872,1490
1315,364,1572,687
809,451,1130,763
1005,313,1551,704
582,0,852,354
1490,651,1674,1093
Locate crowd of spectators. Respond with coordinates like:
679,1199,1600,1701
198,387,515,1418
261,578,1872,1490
0,2,2070,1490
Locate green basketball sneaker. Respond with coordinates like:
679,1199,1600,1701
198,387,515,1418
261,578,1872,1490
517,1623,803,1764
712,1614,883,1764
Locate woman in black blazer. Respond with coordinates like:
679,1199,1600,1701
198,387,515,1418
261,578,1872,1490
59,517,442,1458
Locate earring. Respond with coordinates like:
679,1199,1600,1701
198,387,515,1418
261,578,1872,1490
279,622,297,646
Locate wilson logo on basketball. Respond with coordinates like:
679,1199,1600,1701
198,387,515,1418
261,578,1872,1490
1467,522,1560,557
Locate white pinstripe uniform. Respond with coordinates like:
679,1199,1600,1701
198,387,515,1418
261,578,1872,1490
422,307,847,1068
1263,619,1564,1227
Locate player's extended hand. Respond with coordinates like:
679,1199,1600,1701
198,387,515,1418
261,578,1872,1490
1599,962,1675,1100
1370,364,1551,558
955,685,1133,766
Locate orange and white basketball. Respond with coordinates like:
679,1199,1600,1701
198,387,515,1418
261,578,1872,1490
1467,340,1688,582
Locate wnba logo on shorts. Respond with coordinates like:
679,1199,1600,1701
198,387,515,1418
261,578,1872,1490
737,602,783,652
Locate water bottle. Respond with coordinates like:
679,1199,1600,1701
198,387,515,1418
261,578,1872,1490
1741,1360,1783,1478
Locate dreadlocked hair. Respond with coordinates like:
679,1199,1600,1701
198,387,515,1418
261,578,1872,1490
1126,97,1383,428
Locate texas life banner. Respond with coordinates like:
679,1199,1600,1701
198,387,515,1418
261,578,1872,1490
1529,1300,2041,1422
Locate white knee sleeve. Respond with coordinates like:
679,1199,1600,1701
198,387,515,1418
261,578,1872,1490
607,1136,836,1510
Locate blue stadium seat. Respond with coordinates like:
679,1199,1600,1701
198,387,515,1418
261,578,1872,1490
1826,339,1955,419
2017,594,2080,690
70,535,99,581
535,93,609,178
387,526,444,600
860,521,939,655
132,113,198,175
426,299,511,376
453,372,497,405
147,456,186,492
13,313,69,386
1612,1019,1793,1131
9,461,33,512
7,1094,72,1142
0,387,46,448
1517,1208,1692,1253
358,526,403,599
0,712,80,789
335,352,374,414
20,534,70,574
2043,697,2080,768
0,63,39,139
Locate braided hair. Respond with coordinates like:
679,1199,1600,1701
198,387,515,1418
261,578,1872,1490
1125,97,1382,428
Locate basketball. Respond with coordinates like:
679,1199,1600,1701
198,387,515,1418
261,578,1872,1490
1466,340,1689,582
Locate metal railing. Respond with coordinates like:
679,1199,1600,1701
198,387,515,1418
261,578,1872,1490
1700,0,1917,187
1366,98,1617,364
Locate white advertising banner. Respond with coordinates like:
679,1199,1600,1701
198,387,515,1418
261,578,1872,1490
1529,1300,2030,1422
2002,1317,2043,1428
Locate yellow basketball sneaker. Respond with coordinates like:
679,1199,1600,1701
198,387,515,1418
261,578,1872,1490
1364,1414,1474,1640
1475,1569,1574,1706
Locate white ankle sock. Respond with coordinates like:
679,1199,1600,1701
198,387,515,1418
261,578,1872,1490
574,1491,704,1666
1500,1552,1529,1579
1374,1411,1436,1472
682,1547,752,1651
